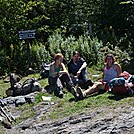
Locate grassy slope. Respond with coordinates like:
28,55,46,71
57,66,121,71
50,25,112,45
0,68,134,132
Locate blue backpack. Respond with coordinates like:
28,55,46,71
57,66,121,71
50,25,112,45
109,77,125,88
109,75,134,96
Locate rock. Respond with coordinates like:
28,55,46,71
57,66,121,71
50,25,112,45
15,96,26,106
0,116,3,122
5,106,134,134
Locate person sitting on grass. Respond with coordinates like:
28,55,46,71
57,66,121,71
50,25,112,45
67,51,94,89
48,53,79,99
77,54,122,99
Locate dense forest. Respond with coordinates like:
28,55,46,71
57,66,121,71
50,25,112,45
0,0,133,75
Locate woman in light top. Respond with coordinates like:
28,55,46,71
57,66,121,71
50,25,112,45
48,53,79,99
77,54,122,99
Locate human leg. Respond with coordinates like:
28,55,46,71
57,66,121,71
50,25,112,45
60,74,79,99
78,69,94,89
56,78,64,98
48,76,63,98
60,74,74,90
84,82,105,96
77,82,105,99
48,77,57,94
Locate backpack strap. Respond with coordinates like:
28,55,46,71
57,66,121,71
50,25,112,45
21,78,35,95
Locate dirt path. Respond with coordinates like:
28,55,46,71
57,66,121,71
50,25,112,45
5,104,134,134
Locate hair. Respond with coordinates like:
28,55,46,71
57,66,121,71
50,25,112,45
104,54,116,63
54,53,64,61
73,51,80,56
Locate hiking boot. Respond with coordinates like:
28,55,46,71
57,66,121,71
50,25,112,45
57,87,64,98
58,89,64,98
77,86,85,99
70,87,79,99
54,87,64,98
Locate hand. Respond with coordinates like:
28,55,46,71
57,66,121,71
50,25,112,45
77,70,81,76
74,75,78,79
74,75,79,81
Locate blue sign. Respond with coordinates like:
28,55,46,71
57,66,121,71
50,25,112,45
18,30,36,39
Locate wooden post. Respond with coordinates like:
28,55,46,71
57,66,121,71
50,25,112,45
18,30,35,68
26,39,31,67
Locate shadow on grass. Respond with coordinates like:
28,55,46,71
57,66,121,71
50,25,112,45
86,90,106,98
1,121,11,129
69,98,76,102
87,90,129,101
81,91,128,101
108,94,127,101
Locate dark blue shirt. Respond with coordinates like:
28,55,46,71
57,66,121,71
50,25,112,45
67,58,85,76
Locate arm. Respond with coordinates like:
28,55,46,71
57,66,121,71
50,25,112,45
67,60,72,74
102,64,105,79
50,62,58,77
77,61,87,76
59,63,68,75
114,62,122,76
67,60,75,77
50,63,68,77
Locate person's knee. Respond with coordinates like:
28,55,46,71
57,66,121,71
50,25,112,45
92,82,100,87
91,82,103,90
95,82,105,90
62,73,69,78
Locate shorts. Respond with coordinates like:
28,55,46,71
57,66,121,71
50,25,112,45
102,81,109,91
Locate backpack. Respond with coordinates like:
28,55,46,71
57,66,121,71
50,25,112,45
40,62,50,79
21,78,42,95
6,74,42,97
109,77,125,88
109,71,134,96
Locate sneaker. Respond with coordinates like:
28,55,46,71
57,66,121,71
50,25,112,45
70,87,79,99
77,87,85,99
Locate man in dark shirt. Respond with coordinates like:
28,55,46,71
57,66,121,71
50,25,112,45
67,51,93,89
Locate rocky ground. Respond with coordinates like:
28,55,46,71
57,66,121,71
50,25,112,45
1,93,134,134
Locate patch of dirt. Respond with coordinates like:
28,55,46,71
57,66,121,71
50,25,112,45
4,104,134,134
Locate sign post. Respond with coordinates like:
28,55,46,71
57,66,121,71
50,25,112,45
18,30,36,68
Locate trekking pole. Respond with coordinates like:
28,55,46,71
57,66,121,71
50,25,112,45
0,106,13,123
0,99,15,123
3,105,15,122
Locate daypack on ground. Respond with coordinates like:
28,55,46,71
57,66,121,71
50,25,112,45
109,71,134,96
6,73,42,97
40,62,50,79
109,77,125,88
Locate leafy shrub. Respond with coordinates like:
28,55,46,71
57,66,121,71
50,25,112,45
76,33,103,65
48,32,103,65
0,49,9,75
30,42,51,69
0,31,130,76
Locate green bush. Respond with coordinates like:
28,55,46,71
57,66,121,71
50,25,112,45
0,31,131,76
48,32,103,65
30,41,51,69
